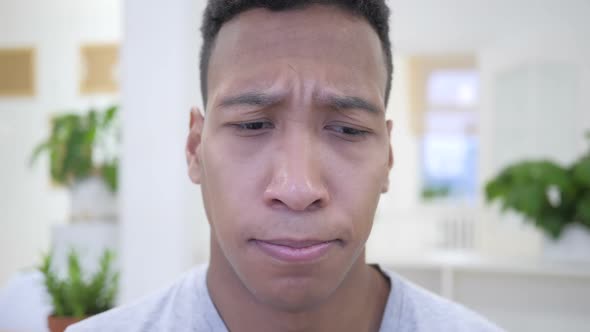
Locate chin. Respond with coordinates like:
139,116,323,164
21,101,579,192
255,276,338,312
238,256,353,312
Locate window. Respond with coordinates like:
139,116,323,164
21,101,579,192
408,56,479,201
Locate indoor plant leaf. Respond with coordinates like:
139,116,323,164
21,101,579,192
39,249,119,318
30,106,119,192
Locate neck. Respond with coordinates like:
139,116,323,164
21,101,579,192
207,240,390,332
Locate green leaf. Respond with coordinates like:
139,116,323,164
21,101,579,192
537,215,570,240
576,193,590,226
30,105,119,190
572,155,590,187
102,105,118,127
484,160,574,237
37,249,119,317
29,141,51,167
102,162,118,193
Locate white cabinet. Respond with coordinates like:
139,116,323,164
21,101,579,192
382,255,590,332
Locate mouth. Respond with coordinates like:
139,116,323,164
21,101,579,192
251,239,340,263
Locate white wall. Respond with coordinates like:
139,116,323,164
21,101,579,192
390,0,590,54
0,0,121,285
119,0,208,303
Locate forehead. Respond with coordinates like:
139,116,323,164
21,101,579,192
206,5,388,105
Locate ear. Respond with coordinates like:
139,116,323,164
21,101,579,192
382,120,394,194
186,107,205,184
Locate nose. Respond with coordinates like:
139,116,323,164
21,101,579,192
263,130,330,212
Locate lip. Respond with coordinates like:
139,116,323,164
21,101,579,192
252,239,338,263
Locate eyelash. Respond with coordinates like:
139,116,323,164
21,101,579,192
325,125,369,137
232,121,370,138
234,121,274,131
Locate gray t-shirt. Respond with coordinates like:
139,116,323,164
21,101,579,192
67,264,504,331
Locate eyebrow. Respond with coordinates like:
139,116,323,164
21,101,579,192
217,92,284,109
217,90,382,115
320,94,382,115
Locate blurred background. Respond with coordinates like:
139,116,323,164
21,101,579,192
1,0,589,331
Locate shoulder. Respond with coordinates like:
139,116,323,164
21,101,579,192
66,265,224,332
380,267,505,332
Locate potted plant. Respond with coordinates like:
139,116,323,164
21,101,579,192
31,105,119,222
485,131,590,259
39,249,119,332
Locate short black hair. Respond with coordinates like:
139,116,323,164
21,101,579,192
200,0,393,108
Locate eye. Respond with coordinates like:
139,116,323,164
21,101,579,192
325,125,370,138
231,121,274,134
237,121,273,130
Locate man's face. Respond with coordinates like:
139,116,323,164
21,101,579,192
187,5,393,310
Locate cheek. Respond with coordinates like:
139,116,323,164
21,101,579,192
321,142,389,239
200,135,267,239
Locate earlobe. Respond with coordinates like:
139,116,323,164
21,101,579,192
186,107,205,184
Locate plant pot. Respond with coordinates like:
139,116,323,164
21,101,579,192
47,315,87,332
543,223,590,262
70,176,117,222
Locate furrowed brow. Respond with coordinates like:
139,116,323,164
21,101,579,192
217,91,283,110
321,94,382,115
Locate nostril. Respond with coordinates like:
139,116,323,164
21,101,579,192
267,197,324,211
299,199,324,212
270,198,285,208
310,199,323,209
